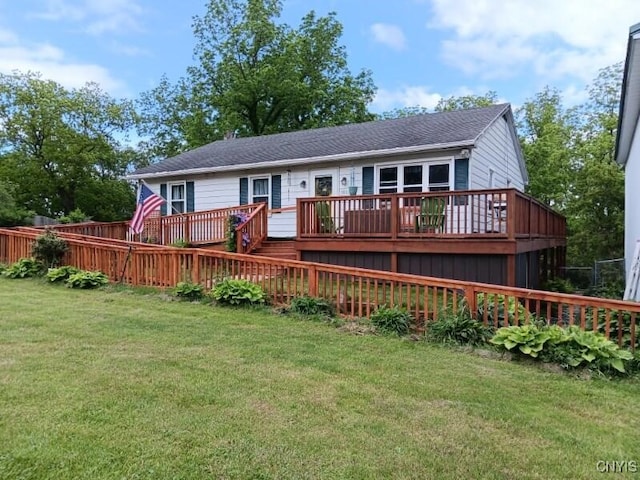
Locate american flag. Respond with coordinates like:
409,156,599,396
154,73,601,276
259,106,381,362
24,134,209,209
129,183,165,234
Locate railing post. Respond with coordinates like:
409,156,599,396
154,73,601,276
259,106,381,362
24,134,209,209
308,265,318,297
465,286,477,319
192,249,200,284
184,216,191,245
506,189,516,240
390,195,398,239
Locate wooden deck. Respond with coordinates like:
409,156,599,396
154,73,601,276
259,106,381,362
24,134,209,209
296,188,566,255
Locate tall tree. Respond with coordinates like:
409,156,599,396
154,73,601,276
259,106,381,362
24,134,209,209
516,87,575,209
0,72,138,220
138,0,376,160
434,91,498,112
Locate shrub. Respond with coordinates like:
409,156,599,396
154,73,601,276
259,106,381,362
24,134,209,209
542,277,575,294
211,279,265,306
174,281,205,301
3,258,44,278
66,270,109,289
170,239,191,248
225,213,249,252
46,265,80,283
552,327,633,373
57,208,90,224
428,307,493,346
290,296,335,317
490,324,551,358
476,293,528,327
370,305,412,336
31,230,69,267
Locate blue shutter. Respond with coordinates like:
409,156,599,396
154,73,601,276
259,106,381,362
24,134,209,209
362,167,374,194
186,181,195,212
271,175,281,209
454,159,469,206
239,177,248,205
160,183,167,216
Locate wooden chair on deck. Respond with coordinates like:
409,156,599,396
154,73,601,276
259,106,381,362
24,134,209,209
415,197,446,233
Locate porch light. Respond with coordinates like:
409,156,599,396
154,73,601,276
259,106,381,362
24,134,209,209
300,180,307,189
341,177,348,186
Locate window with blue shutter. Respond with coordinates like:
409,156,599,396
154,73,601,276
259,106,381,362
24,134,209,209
454,158,469,205
362,166,374,209
160,183,167,216
186,181,195,212
239,177,248,205
271,175,281,209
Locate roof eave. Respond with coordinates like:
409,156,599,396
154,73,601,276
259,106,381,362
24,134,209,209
615,23,640,167
127,140,476,180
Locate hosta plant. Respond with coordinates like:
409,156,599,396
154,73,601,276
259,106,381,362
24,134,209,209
3,258,44,279
46,265,81,283
211,279,265,306
65,270,109,289
490,324,552,358
173,281,205,301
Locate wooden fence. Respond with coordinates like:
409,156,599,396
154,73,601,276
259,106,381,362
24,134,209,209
0,227,636,350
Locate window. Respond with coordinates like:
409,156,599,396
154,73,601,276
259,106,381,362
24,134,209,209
428,164,450,192
169,183,185,214
376,162,451,195
379,167,398,194
251,177,269,204
314,175,333,196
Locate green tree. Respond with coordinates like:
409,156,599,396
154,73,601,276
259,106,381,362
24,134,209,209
516,87,575,209
0,72,138,220
434,91,498,112
138,0,376,159
0,180,33,227
565,63,624,265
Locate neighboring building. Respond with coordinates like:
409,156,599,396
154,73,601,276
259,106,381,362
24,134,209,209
130,104,565,287
616,22,640,277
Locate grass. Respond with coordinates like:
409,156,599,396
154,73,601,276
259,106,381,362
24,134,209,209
0,278,639,480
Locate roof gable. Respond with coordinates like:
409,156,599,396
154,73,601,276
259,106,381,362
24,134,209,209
132,103,513,178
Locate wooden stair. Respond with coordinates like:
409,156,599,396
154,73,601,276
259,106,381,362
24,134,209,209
252,240,297,260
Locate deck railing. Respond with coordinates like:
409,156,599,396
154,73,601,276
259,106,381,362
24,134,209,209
45,204,263,246
1,227,635,350
235,203,268,254
297,188,566,240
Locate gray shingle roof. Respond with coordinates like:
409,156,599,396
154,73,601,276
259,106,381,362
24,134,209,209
132,103,510,177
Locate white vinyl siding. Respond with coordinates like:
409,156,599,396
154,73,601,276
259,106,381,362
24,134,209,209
625,128,640,275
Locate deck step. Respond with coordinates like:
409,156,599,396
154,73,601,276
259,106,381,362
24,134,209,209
253,240,297,260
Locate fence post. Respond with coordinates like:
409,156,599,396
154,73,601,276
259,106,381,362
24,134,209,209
308,265,318,297
465,286,477,319
192,249,200,284
390,196,398,239
184,216,191,245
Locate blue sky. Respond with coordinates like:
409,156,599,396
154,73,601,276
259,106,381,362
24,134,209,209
1,0,639,113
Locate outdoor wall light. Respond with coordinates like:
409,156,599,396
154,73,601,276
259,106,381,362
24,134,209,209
341,177,348,186
299,180,307,189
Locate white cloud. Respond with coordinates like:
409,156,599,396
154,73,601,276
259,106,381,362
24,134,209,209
373,86,442,111
370,23,407,51
30,0,145,35
0,30,125,94
428,0,640,82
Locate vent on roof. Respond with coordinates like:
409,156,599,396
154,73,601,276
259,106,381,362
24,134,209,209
223,130,238,140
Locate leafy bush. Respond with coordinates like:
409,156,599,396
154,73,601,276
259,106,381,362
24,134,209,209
490,324,552,358
225,212,249,252
57,208,90,224
542,277,575,294
211,279,265,306
31,230,69,268
551,327,633,373
46,265,80,283
290,296,335,317
65,270,109,289
174,281,205,301
476,293,528,327
428,307,493,346
370,305,412,336
3,258,44,278
170,239,191,248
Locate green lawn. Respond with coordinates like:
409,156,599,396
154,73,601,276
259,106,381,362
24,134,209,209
0,278,639,480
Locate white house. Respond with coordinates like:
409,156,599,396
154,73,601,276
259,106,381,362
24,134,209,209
616,22,640,276
130,104,528,239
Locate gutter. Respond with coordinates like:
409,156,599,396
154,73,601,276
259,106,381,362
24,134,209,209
127,141,475,180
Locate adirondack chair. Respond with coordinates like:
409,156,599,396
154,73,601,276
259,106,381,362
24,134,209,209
415,196,446,233
316,201,336,234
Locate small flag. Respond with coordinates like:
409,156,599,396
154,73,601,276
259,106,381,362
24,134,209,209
129,183,165,234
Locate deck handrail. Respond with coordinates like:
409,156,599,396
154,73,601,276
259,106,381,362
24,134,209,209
297,188,566,241
1,227,634,350
235,203,268,254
